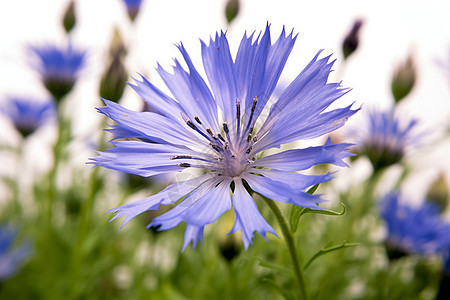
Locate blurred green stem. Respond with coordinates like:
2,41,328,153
263,197,308,300
47,107,71,228
70,119,106,299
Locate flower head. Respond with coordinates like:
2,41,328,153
356,109,418,171
1,97,56,138
0,226,32,280
380,192,450,259
122,0,143,21
90,25,357,250
29,43,86,102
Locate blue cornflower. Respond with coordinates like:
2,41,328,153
90,25,358,250
0,226,31,280
29,43,86,102
121,0,143,21
1,97,56,138
380,192,450,258
356,109,418,171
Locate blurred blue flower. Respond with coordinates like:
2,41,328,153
0,226,31,280
91,25,358,250
1,97,56,138
122,0,143,21
381,192,450,258
356,109,418,171
29,43,86,102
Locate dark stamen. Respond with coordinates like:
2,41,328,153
236,98,241,121
217,133,225,142
181,112,196,130
170,155,192,160
178,163,191,168
251,96,258,113
223,122,229,134
211,144,221,152
246,146,252,154
247,134,252,143
206,128,214,136
194,116,202,124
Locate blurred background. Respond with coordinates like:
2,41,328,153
0,0,450,299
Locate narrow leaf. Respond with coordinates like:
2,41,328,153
304,241,359,270
299,203,346,218
289,184,320,233
257,258,293,275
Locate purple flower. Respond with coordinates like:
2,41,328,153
1,97,56,137
0,226,31,280
90,25,357,250
356,109,418,171
29,43,86,102
121,0,143,21
381,192,450,258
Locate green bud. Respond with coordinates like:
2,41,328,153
62,0,76,34
391,54,417,104
99,51,128,103
426,174,449,213
225,0,240,24
100,30,128,102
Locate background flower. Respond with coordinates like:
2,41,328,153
380,191,450,258
28,43,86,102
0,226,32,281
0,97,55,138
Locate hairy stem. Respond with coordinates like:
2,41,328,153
263,197,308,300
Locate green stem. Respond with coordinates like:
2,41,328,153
70,121,106,299
262,197,308,300
47,110,69,228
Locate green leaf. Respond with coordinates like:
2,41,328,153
261,277,291,300
304,241,359,270
256,258,293,276
299,203,346,218
289,184,320,233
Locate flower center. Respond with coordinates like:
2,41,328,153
178,97,260,178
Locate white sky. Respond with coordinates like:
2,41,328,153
0,0,450,201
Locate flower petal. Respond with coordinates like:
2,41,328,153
229,179,277,249
107,173,215,228
254,138,354,171
243,173,324,209
182,224,204,251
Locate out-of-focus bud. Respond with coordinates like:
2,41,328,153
108,28,127,59
342,19,363,60
426,174,449,213
218,235,241,263
122,0,143,22
62,0,76,34
225,0,240,24
391,54,417,104
99,48,127,103
100,29,128,102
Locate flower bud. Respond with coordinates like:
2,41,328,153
391,54,417,104
99,48,128,103
225,0,240,24
426,174,449,213
62,0,76,34
342,19,363,60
